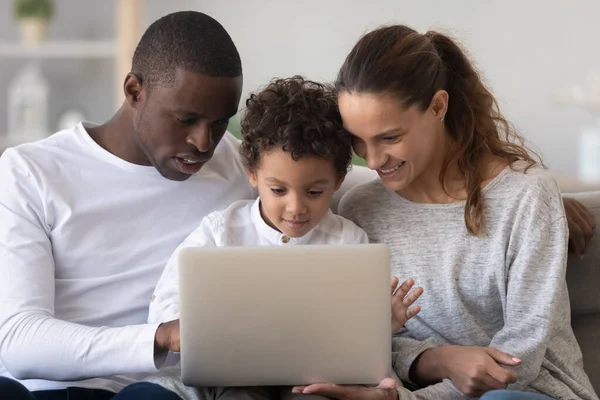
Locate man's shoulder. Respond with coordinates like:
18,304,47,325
1,125,83,171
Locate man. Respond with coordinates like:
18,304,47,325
0,11,254,399
0,10,595,400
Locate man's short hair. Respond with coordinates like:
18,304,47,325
132,11,242,90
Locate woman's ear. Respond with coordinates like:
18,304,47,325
430,89,449,121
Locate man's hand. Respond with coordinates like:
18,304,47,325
564,198,596,259
391,277,423,334
429,346,521,397
154,319,180,355
291,377,398,400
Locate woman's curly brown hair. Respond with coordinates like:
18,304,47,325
240,76,352,177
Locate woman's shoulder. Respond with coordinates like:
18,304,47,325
486,161,564,222
490,162,560,198
338,179,389,216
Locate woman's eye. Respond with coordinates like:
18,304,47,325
382,135,401,142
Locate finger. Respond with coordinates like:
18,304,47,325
300,383,358,399
570,203,593,236
390,277,399,295
406,305,421,319
486,363,518,387
568,222,585,259
394,278,415,299
485,348,521,366
572,200,595,229
291,386,306,393
402,286,424,306
376,377,397,390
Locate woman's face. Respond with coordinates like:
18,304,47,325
338,91,448,193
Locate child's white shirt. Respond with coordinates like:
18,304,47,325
148,197,369,324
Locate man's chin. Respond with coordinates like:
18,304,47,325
156,166,195,182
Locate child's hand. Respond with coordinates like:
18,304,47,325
390,277,423,334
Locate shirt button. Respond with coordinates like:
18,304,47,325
281,236,290,243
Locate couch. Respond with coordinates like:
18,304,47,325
335,165,600,394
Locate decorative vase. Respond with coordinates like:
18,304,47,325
8,62,49,143
578,120,600,183
18,18,49,46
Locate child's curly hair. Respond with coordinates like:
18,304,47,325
240,76,352,177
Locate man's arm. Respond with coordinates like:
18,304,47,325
0,149,161,380
148,215,219,324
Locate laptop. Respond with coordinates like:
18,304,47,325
178,244,391,387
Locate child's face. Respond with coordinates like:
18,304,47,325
247,149,343,238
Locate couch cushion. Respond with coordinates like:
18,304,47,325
572,313,600,395
565,191,600,316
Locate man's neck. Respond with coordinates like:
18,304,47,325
86,104,150,166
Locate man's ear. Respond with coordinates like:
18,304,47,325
124,72,145,109
246,168,258,188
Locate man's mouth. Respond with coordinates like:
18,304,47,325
173,156,207,175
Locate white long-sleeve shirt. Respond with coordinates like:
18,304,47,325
0,123,256,393
148,198,369,324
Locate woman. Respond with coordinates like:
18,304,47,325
294,25,597,400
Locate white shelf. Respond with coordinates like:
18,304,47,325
0,40,116,59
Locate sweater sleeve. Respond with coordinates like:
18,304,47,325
0,149,160,381
148,215,220,324
488,189,569,390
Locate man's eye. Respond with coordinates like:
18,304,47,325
176,117,195,125
213,119,230,126
271,188,286,195
307,191,323,197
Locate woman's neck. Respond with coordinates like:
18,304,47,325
397,154,509,204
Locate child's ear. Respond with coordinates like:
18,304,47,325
334,174,346,191
246,168,258,188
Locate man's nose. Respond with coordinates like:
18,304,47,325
186,123,212,153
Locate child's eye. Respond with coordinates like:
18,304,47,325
307,191,323,197
271,188,286,195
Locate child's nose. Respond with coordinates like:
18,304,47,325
287,196,307,215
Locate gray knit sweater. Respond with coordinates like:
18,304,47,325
339,164,597,400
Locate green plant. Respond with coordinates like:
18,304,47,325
13,0,54,20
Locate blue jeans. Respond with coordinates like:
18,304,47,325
480,390,554,400
0,377,181,399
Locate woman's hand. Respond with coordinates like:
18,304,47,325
414,346,521,397
292,377,398,400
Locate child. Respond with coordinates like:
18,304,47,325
145,76,423,400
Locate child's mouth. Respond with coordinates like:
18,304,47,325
283,219,308,231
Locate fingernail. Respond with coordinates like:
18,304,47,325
512,357,521,363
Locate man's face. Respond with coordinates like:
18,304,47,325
133,68,242,181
